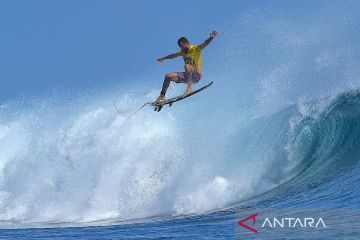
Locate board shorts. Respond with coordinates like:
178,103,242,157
175,70,202,84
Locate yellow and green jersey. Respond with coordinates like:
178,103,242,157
178,44,202,74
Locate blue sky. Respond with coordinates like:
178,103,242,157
0,0,268,102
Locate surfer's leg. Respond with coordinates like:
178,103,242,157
184,64,195,83
159,72,178,97
184,64,195,95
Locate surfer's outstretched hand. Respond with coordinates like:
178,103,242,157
157,57,165,62
210,30,218,39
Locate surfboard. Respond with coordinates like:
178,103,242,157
152,81,213,112
114,81,213,117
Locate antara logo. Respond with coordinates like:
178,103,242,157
237,213,326,233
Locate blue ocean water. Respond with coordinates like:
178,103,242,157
1,90,360,239
1,1,360,239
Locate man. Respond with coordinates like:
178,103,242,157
155,30,218,103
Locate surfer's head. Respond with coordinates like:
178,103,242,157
178,37,190,52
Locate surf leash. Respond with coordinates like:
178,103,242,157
113,99,153,117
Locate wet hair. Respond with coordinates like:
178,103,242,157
177,37,189,46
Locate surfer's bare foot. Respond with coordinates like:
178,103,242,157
155,95,166,104
184,85,192,95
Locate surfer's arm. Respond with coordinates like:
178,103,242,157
157,52,181,62
199,30,218,49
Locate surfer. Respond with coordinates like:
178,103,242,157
155,30,218,103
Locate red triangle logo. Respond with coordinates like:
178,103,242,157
237,213,258,233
